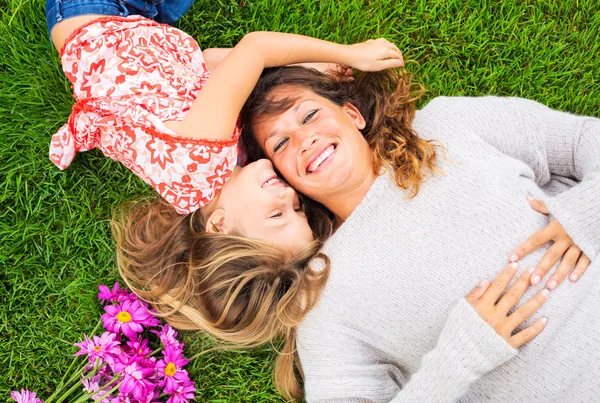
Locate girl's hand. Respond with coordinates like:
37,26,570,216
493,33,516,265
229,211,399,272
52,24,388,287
509,196,591,290
466,263,549,348
347,38,404,72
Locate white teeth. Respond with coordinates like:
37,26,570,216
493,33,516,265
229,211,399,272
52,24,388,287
308,145,334,173
263,177,279,187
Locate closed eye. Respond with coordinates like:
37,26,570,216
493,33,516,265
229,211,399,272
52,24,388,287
270,212,283,218
303,110,318,124
274,138,288,153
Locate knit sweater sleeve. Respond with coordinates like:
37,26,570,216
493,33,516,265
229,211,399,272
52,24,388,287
301,298,517,403
427,96,600,259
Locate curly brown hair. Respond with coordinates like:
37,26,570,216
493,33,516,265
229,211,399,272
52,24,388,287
241,66,441,236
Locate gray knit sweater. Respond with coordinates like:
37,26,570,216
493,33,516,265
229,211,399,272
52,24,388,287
297,97,600,403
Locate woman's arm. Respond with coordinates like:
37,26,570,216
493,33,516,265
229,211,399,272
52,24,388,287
424,96,600,262
173,33,403,140
301,266,548,402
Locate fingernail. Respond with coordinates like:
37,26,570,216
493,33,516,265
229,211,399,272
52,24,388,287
570,273,579,282
528,266,536,274
531,275,541,285
478,280,488,287
509,262,519,270
509,254,519,262
541,289,550,299
541,317,548,326
548,280,557,290
526,194,535,201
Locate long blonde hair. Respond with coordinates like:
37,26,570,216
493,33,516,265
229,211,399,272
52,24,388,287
112,198,330,400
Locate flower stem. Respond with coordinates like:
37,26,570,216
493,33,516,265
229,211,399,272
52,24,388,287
53,374,88,403
89,377,122,403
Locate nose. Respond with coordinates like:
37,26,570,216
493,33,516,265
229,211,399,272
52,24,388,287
300,132,318,155
277,185,295,202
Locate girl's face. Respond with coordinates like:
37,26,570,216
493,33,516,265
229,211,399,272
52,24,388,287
249,87,373,206
215,158,313,252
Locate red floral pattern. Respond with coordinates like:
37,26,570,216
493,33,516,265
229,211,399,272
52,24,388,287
50,16,240,214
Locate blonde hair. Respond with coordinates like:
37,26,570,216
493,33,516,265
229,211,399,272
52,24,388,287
112,198,330,400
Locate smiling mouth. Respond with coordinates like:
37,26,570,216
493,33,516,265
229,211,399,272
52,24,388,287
306,144,336,174
262,175,283,188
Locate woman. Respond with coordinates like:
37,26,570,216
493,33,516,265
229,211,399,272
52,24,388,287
240,67,600,402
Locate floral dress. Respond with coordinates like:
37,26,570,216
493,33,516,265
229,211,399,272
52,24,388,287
49,16,240,214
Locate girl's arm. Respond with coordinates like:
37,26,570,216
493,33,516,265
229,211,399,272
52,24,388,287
202,48,231,71
172,33,403,140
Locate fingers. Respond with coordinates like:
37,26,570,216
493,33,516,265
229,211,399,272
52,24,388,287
495,267,534,315
546,245,582,290
510,224,554,264
530,238,572,285
505,287,550,331
466,280,490,304
508,316,548,348
570,253,590,282
526,195,550,215
481,263,519,305
376,58,404,70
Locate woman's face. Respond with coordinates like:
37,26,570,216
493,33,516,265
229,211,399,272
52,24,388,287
216,158,313,252
250,87,372,205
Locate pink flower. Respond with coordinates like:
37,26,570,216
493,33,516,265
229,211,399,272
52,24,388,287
10,389,43,403
81,374,102,393
74,332,121,365
98,283,137,304
166,381,195,403
125,336,151,358
151,325,181,349
156,345,190,393
119,362,156,401
102,299,159,338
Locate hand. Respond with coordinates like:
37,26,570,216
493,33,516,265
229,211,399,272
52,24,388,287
510,196,591,290
294,63,354,81
466,263,549,348
347,38,404,72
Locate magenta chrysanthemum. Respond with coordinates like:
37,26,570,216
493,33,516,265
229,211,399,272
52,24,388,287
156,344,190,393
98,282,137,304
74,332,121,364
10,389,43,403
125,336,151,358
166,381,195,403
102,299,159,338
152,325,181,349
119,362,156,401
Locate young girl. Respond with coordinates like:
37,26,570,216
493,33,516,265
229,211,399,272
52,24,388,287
46,0,403,250
46,1,403,396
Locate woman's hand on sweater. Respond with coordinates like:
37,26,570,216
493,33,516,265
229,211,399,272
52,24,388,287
466,263,549,348
510,197,591,291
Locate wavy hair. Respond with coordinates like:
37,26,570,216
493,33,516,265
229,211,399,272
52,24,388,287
241,66,441,237
113,198,330,400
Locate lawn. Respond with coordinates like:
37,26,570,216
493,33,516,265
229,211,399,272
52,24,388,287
0,0,598,401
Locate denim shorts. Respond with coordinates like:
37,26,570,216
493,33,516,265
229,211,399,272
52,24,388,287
46,0,196,38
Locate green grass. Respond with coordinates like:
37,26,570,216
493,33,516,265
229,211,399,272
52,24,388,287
0,0,598,401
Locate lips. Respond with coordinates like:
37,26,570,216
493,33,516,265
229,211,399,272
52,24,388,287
261,174,282,188
306,144,336,174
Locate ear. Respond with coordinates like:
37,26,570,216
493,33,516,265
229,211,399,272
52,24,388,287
205,208,231,234
342,102,366,130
